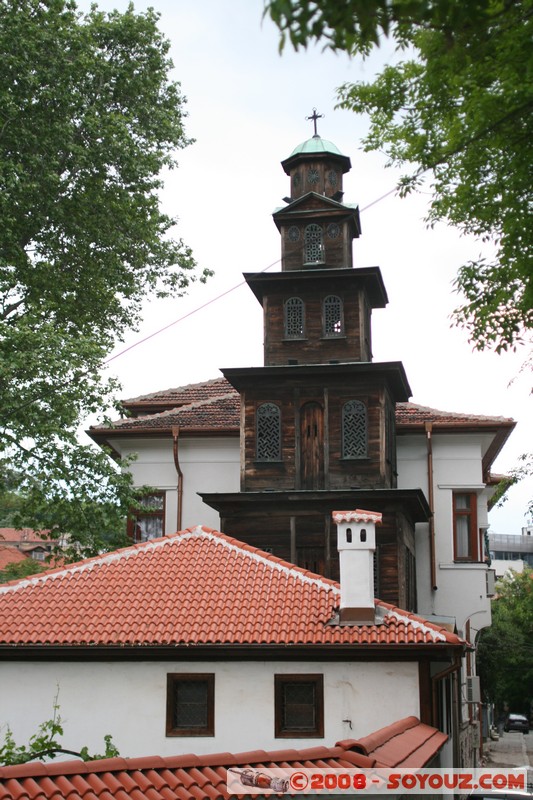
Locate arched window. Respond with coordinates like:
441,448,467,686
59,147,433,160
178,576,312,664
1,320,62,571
342,400,367,458
284,297,305,339
256,403,281,461
304,224,324,265
323,295,344,336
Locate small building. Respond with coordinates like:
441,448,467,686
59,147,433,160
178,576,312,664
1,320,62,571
88,128,516,767
0,520,466,766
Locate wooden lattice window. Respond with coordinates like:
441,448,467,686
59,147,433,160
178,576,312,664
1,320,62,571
256,403,281,461
323,295,344,336
304,224,324,265
275,674,324,738
342,400,367,458
284,297,305,339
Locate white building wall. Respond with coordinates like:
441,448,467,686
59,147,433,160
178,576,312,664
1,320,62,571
397,433,491,637
0,660,419,759
113,436,239,533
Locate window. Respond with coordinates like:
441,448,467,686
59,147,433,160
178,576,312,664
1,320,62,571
323,295,344,336
342,400,367,458
304,224,324,265
284,297,305,339
166,674,214,736
256,403,281,461
453,492,478,561
275,675,324,738
128,492,165,542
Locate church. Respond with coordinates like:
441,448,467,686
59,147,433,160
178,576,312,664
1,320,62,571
89,117,516,766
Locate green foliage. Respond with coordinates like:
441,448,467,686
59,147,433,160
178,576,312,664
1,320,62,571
264,0,498,53
491,453,533,519
0,0,212,551
0,694,119,765
477,568,533,712
265,0,533,352
0,557,46,584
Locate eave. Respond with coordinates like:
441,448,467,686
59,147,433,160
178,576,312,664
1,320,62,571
273,192,361,236
243,267,388,309
0,641,463,662
397,417,516,477
222,362,412,403
200,488,431,524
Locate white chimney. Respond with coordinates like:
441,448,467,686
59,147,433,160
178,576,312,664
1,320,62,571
332,509,382,625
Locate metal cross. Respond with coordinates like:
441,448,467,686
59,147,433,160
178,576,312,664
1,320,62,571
306,108,324,136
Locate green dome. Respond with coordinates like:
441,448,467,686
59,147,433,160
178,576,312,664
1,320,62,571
289,135,346,158
281,135,351,175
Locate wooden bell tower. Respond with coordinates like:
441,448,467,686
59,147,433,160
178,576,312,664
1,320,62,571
202,114,429,610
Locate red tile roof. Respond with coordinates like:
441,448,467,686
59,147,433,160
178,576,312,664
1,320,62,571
89,378,515,440
395,401,514,429
122,377,234,413
104,393,240,432
0,528,51,545
0,717,446,799
347,715,447,767
0,547,28,570
0,526,464,649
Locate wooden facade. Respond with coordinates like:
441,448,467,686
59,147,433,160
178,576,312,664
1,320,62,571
202,133,430,611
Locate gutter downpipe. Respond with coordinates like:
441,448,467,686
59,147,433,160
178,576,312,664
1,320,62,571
425,421,437,590
172,426,183,531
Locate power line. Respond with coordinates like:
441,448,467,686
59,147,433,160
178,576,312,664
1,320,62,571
104,258,281,365
103,189,401,366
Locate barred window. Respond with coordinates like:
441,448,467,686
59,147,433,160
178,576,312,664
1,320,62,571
323,295,343,336
342,400,367,458
166,674,214,737
304,224,324,264
275,675,324,738
284,297,305,338
256,403,281,461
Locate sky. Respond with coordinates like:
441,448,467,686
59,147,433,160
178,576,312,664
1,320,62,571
79,0,531,535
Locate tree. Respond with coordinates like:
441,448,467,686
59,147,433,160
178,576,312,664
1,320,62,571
0,558,46,584
0,694,119,765
477,568,533,712
0,0,211,554
265,0,533,352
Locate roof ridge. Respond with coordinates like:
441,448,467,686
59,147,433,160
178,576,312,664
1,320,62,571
397,401,514,423
0,526,340,597
122,376,231,404
114,392,239,425
375,601,456,643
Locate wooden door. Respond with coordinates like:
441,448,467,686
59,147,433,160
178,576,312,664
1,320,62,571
300,402,324,489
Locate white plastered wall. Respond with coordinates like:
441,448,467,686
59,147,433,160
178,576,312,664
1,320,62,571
112,436,239,533
0,660,419,759
397,433,491,636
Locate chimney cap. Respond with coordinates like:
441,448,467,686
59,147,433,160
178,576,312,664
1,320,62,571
332,509,383,525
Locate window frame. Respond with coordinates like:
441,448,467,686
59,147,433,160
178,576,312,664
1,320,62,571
303,224,325,265
127,491,165,543
322,294,344,338
166,673,215,737
256,402,282,462
274,674,324,738
452,491,479,561
284,296,306,339
341,399,368,459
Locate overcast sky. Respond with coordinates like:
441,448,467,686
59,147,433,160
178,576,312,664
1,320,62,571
78,0,531,536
